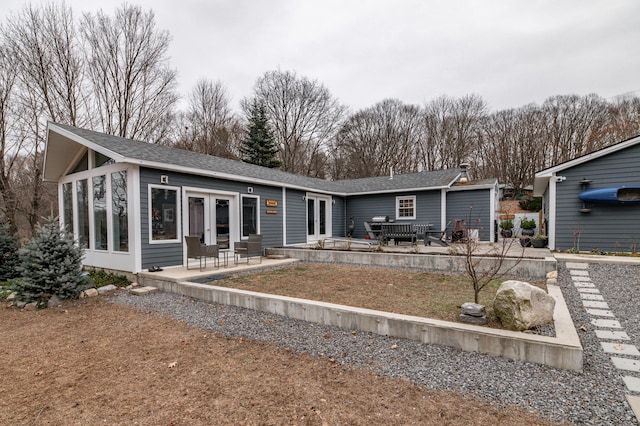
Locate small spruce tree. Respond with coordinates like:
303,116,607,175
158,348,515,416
0,221,21,281
240,100,282,168
12,216,91,304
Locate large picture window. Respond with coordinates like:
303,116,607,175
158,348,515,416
112,171,128,252
62,182,73,233
92,175,108,250
396,195,416,220
77,179,90,248
241,196,258,238
150,186,179,241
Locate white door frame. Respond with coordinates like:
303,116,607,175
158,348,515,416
305,193,332,243
183,187,239,260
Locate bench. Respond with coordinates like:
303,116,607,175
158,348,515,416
414,223,450,246
381,223,417,245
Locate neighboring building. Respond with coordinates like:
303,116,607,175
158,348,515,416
43,122,499,273
534,134,640,252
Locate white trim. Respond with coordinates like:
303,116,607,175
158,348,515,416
548,178,557,250
148,184,181,244
489,181,497,242
440,189,447,231
282,187,287,246
48,123,127,163
445,182,496,192
132,166,142,273
395,195,416,220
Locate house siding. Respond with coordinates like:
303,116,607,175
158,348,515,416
346,191,442,239
139,168,284,268
554,143,640,252
333,196,347,237
446,189,492,241
285,189,307,244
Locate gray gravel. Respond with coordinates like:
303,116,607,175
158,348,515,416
110,262,640,425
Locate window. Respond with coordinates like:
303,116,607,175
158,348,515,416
62,182,73,233
150,186,179,241
396,195,416,220
241,196,258,238
77,179,90,247
92,175,108,250
112,171,128,252
95,151,115,167
71,151,88,174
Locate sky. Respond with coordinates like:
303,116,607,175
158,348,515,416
3,0,640,113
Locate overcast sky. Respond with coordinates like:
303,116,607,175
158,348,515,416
3,0,640,113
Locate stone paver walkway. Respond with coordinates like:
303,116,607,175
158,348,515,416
565,261,640,420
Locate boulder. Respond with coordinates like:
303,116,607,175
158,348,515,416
47,295,62,308
80,288,99,298
461,302,486,317
97,284,117,294
493,280,555,331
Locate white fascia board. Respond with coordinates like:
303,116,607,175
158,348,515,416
445,182,496,192
346,185,452,196
535,134,640,177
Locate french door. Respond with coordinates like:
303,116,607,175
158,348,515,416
187,192,235,250
306,194,331,242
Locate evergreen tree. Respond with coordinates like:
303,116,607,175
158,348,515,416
0,222,21,281
240,100,281,168
12,217,91,304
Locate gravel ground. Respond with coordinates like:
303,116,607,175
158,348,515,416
111,262,640,425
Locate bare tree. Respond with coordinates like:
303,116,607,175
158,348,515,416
174,79,240,158
330,99,423,179
81,4,179,143
422,94,487,171
475,105,546,192
244,69,346,177
0,45,20,233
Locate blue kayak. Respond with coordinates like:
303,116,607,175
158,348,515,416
579,186,640,203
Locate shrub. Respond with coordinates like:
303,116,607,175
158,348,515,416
520,218,536,229
11,217,91,304
519,197,542,212
88,269,130,288
499,220,513,229
0,222,21,281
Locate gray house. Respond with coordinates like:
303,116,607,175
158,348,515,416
534,134,640,252
43,122,498,273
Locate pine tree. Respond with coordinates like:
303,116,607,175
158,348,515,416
240,100,281,168
12,217,91,303
0,222,20,281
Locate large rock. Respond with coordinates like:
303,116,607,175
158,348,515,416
493,280,555,331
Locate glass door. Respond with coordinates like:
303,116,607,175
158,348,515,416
187,193,234,248
306,194,331,242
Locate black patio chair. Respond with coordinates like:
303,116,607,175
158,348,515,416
234,234,263,265
185,235,219,271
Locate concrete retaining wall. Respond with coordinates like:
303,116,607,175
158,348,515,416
139,275,582,372
266,248,556,281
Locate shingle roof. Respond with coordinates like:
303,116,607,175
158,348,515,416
49,122,463,195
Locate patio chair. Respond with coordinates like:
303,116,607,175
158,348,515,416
234,234,263,265
185,235,219,271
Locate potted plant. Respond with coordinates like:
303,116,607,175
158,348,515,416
531,235,548,248
500,220,514,238
520,218,536,236
520,236,532,247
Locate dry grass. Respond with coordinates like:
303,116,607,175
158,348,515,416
213,263,546,328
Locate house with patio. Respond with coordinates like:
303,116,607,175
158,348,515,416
43,122,499,273
534,133,640,251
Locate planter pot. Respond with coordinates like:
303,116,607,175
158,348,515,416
500,229,513,238
520,237,532,247
531,238,548,248
521,228,535,236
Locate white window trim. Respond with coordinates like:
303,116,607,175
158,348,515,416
396,195,416,220
148,184,181,244
240,194,261,239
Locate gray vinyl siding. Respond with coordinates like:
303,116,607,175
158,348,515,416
554,143,640,252
346,191,441,239
285,189,307,244
446,189,491,241
332,196,347,237
139,167,284,268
